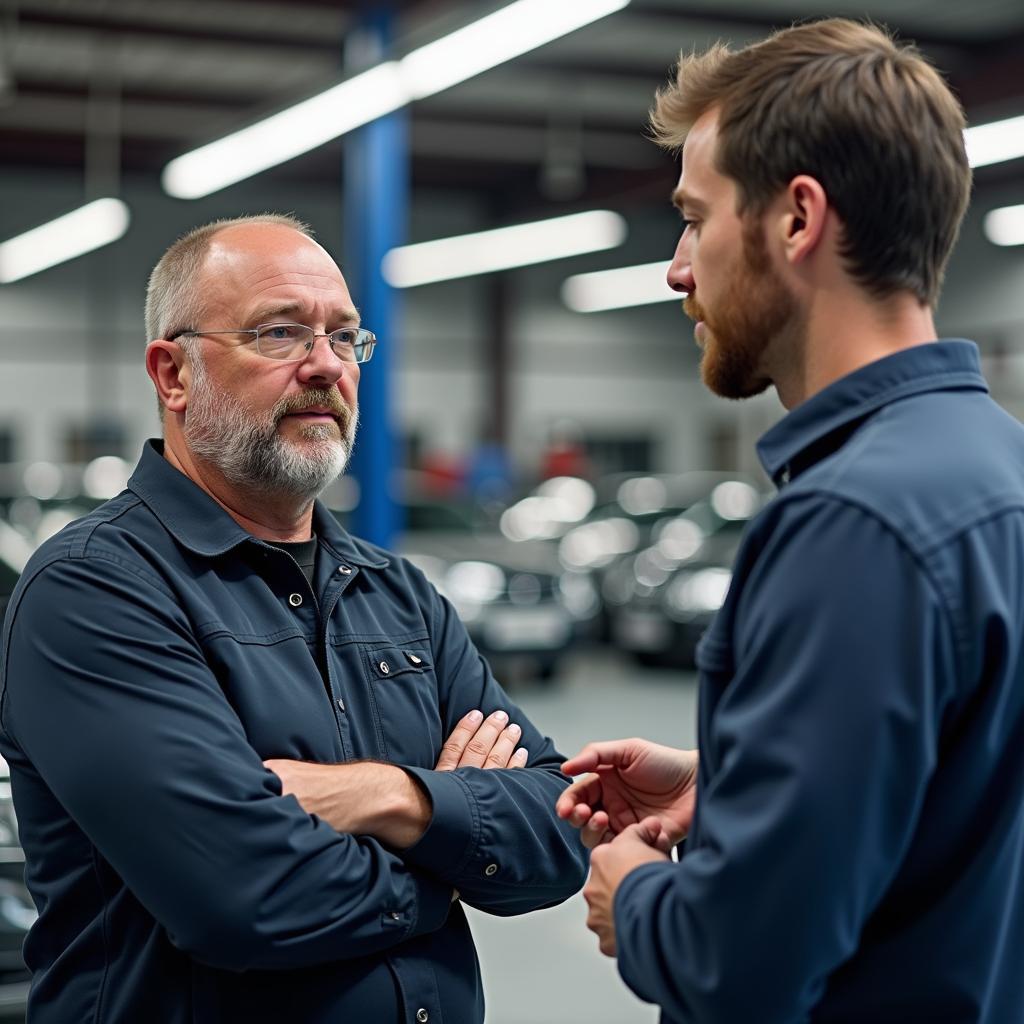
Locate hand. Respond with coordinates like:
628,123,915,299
263,759,431,849
584,817,672,957
435,709,529,771
557,739,698,849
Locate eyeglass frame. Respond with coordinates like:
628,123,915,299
169,322,377,364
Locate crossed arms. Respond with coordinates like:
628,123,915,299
1,553,587,971
265,707,531,849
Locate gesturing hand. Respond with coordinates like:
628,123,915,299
435,709,529,771
556,738,698,849
584,816,672,957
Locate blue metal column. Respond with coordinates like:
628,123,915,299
343,10,406,547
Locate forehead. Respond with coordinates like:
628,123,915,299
199,224,356,320
674,109,730,208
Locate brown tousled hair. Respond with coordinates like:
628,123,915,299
651,18,971,307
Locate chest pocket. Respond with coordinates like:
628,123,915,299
363,644,442,767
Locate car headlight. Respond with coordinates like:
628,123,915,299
445,562,506,621
663,568,732,621
558,518,639,570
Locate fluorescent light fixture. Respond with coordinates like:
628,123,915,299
0,198,130,284
562,260,681,312
983,204,1024,247
964,114,1024,169
400,0,631,100
382,210,626,287
163,62,407,199
162,0,630,199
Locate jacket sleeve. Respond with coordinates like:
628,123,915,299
613,497,959,1023
397,584,588,914
0,553,453,972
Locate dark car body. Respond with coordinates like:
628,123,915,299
609,504,753,668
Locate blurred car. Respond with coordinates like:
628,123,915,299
554,473,762,640
608,491,762,668
399,494,597,682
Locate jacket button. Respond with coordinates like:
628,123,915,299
484,863,498,877
389,910,401,920
408,653,423,665
288,593,303,607
416,1011,429,1023
379,661,390,674
337,565,352,575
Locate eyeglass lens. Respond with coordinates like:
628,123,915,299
255,324,374,363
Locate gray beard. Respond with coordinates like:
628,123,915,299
183,358,356,501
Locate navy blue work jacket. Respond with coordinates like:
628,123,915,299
615,341,1024,1023
0,440,587,1023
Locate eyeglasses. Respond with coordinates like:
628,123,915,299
174,322,376,363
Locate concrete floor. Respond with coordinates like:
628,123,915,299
467,649,699,1024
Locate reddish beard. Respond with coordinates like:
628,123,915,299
684,218,800,399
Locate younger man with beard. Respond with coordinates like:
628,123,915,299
0,215,587,1023
557,18,1024,1024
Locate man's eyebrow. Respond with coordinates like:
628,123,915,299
671,188,707,213
247,303,361,326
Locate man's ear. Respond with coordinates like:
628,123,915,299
146,340,189,415
778,174,829,266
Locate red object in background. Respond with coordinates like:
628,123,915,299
540,440,591,481
419,451,464,495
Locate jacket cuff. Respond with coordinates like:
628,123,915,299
406,864,457,937
400,766,477,880
614,860,677,1004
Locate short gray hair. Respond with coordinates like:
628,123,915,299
144,212,314,343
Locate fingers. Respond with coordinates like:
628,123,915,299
638,814,675,854
459,710,509,769
482,721,523,770
622,816,673,853
555,773,602,819
561,738,637,778
581,809,612,850
435,710,528,771
508,746,529,769
583,878,617,957
435,709,486,770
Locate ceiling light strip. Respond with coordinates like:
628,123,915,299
162,0,630,199
401,0,630,101
983,204,1024,247
382,210,627,287
562,260,678,312
964,114,1024,169
0,198,130,284
162,63,407,200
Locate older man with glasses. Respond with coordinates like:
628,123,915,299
0,214,587,1024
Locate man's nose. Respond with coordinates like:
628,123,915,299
667,234,694,295
296,335,354,386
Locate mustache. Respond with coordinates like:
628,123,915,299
683,294,705,323
274,388,352,429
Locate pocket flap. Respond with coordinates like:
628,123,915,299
366,646,433,680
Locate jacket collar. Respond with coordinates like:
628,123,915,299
127,439,388,568
756,340,987,487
